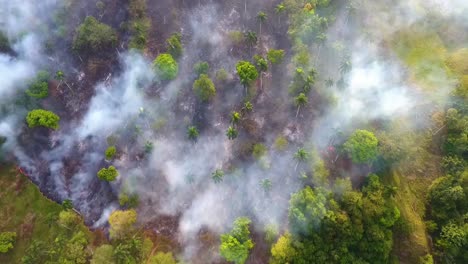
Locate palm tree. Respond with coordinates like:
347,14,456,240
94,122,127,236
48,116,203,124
294,148,309,171
257,11,267,38
231,111,241,124
212,169,224,183
243,101,253,112
339,55,352,76
244,31,257,54
275,3,285,25
325,78,334,88
294,93,308,118
226,126,238,140
187,126,199,141
260,178,272,193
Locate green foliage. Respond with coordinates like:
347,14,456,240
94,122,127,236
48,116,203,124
108,210,137,240
73,16,117,53
212,169,224,184
187,126,199,141
26,109,60,130
294,92,308,107
220,217,254,264
153,53,179,80
294,148,309,162
226,126,238,140
216,68,228,82
267,49,285,65
243,101,253,112
289,186,329,234
252,143,267,160
260,178,272,193
193,61,209,76
236,61,258,86
166,33,183,59
343,129,379,164
270,233,297,264
97,166,119,181
264,224,278,245
148,251,177,264
231,111,241,124
193,74,216,101
105,146,117,160
128,0,150,50
25,71,50,99
254,55,268,72
442,155,465,176
58,210,81,229
62,199,73,210
91,245,115,264
289,67,316,94
274,136,288,151
0,232,16,253
118,193,139,208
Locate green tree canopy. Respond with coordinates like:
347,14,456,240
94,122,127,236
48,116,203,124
343,129,379,164
153,53,179,80
0,232,16,253
90,245,115,264
26,71,50,99
97,166,119,181
108,210,137,240
220,217,254,264
166,33,183,59
193,74,216,101
105,146,117,160
148,252,177,264
26,109,60,130
73,16,117,53
193,61,209,76
267,49,285,65
236,61,258,87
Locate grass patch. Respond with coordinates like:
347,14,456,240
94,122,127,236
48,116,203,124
391,27,450,92
0,165,95,263
385,170,432,263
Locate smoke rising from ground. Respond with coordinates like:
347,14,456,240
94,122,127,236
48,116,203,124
0,0,466,262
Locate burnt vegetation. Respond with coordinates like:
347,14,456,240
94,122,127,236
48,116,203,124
0,0,467,264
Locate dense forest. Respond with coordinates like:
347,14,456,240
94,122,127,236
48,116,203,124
0,0,467,263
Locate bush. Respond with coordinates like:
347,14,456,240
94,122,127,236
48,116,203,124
0,232,16,253
73,16,117,53
267,49,285,65
193,61,209,76
97,166,118,181
105,146,117,160
343,129,379,164
193,74,216,101
26,109,60,130
216,68,229,82
26,71,50,99
153,53,178,80
166,33,183,59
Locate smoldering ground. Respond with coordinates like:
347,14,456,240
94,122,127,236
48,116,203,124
0,0,466,263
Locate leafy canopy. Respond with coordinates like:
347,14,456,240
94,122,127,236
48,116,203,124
220,217,254,264
193,74,216,101
153,53,178,80
97,166,119,181
343,129,379,163
73,16,117,53
26,109,60,130
236,61,258,86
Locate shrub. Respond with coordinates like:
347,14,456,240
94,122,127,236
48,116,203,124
25,71,50,99
193,74,216,101
26,109,60,130
0,232,16,253
73,16,117,53
105,146,117,160
97,166,118,181
193,61,209,76
166,33,183,59
153,53,178,80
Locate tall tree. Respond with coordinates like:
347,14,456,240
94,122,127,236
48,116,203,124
257,11,267,38
244,31,258,54
220,217,254,264
294,147,309,171
294,93,308,118
275,3,285,25
226,126,238,140
236,61,258,94
343,129,379,164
